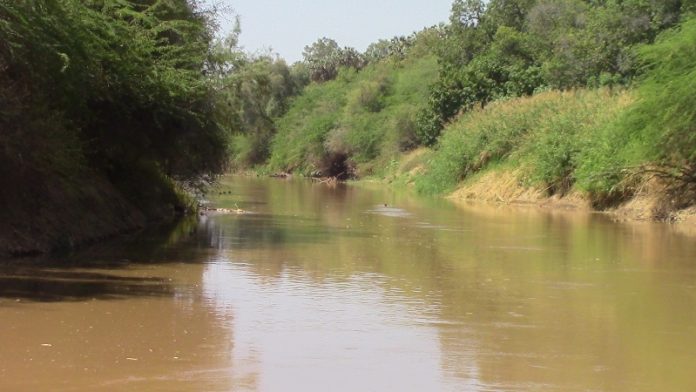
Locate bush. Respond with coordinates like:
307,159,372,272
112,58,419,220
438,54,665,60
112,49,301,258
345,76,391,113
416,89,632,195
270,55,438,176
0,0,230,180
576,18,696,198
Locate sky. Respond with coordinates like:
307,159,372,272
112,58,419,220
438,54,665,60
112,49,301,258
211,0,453,63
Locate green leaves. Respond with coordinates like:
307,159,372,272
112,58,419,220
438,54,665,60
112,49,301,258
270,55,438,176
0,0,230,179
416,0,690,146
416,89,632,196
302,38,367,83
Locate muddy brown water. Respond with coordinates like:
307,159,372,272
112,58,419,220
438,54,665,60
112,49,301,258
1,177,696,391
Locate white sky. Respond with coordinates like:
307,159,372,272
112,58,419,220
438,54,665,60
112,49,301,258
210,0,453,63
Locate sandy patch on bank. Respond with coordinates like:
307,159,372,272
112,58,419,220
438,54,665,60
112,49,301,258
447,169,696,227
448,170,590,210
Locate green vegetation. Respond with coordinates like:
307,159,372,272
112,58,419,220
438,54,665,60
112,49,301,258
417,0,691,144
216,52,307,169
264,0,696,216
0,0,236,254
269,32,440,178
575,17,696,203
417,14,696,210
0,0,230,180
414,89,632,195
2,0,695,254
302,37,366,82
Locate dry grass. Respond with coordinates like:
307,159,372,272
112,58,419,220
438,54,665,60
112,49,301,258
448,168,591,210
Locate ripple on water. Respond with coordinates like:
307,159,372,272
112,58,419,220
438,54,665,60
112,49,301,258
366,205,412,218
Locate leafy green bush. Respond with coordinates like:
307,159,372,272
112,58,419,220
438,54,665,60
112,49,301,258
345,76,391,113
0,0,233,222
416,89,631,195
417,0,689,144
270,54,438,176
572,17,696,204
0,0,230,176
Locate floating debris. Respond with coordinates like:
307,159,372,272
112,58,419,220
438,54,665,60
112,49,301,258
201,203,250,215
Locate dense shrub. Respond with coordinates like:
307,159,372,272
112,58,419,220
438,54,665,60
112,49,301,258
575,17,696,201
0,0,231,183
270,54,438,176
416,0,690,143
415,90,632,195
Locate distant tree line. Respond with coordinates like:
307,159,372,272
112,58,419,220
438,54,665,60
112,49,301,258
267,0,694,153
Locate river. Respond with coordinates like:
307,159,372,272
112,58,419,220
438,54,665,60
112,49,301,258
1,176,696,391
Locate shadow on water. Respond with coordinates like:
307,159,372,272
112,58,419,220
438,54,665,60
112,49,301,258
193,212,372,250
0,267,173,302
0,218,197,303
0,202,371,302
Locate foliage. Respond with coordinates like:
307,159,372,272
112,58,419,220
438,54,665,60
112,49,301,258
214,51,307,168
634,17,696,163
270,52,439,177
416,0,691,144
575,17,696,199
415,14,696,206
0,0,231,214
364,26,444,64
302,37,366,82
415,89,632,195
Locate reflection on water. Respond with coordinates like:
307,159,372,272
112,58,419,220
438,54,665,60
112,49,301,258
367,204,413,218
202,261,448,391
2,176,696,391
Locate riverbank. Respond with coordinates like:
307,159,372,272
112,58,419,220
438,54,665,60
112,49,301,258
0,173,139,257
377,146,696,227
446,169,696,225
0,1,230,257
267,82,696,224
0,167,196,258
263,18,696,225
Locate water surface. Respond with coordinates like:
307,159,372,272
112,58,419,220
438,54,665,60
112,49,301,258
2,177,696,391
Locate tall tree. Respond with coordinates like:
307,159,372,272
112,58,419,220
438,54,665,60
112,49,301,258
302,37,366,82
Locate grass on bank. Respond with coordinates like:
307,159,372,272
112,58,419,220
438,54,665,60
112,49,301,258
269,55,438,177
417,17,696,209
415,89,633,197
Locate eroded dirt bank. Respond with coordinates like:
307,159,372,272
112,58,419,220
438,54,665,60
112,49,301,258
0,166,194,257
446,169,696,227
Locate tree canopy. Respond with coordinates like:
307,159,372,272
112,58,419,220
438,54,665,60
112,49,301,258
0,0,231,181
414,0,693,145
